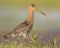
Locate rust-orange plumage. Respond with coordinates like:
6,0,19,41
3,4,46,40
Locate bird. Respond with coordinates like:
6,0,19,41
3,4,46,41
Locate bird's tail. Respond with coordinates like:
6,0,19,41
3,32,15,40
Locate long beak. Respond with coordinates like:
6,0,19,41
35,7,46,16
40,11,46,16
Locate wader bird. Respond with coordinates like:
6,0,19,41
3,4,46,41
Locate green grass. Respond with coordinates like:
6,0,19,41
0,0,60,8
0,34,60,48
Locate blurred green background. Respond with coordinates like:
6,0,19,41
0,0,60,8
0,0,60,45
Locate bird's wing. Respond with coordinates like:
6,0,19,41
13,21,31,34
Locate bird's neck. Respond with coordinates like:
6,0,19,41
26,9,34,23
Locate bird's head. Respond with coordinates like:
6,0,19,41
29,4,46,16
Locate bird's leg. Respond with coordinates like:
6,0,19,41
16,32,24,45
23,34,29,46
16,36,20,45
23,37,27,46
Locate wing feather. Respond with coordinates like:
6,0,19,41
13,21,31,34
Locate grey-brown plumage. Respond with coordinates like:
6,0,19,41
3,4,46,40
4,21,33,39
3,4,35,39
